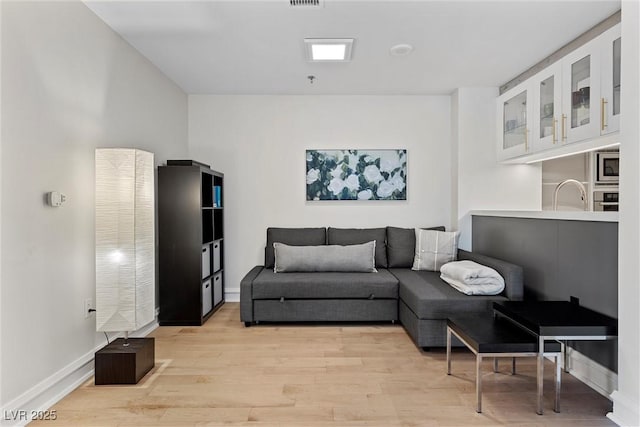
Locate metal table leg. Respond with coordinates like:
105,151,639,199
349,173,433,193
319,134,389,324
476,354,483,413
446,327,452,375
537,336,545,415
511,357,516,375
493,358,498,373
554,354,561,412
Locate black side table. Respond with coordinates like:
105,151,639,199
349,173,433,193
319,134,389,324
493,301,617,415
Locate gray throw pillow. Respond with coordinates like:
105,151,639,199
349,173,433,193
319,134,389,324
273,241,377,273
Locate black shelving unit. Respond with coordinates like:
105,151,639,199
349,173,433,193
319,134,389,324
158,160,224,326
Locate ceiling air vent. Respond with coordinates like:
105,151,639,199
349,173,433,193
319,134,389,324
290,0,322,7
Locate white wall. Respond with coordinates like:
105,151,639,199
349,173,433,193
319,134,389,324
188,95,451,299
0,0,4,410
1,0,187,415
541,154,589,211
609,0,640,425
451,88,541,250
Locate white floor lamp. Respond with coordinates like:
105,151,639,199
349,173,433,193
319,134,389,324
94,148,156,385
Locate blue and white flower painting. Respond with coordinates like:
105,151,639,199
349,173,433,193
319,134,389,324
306,149,407,201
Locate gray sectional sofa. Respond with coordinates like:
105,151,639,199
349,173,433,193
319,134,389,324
240,227,523,348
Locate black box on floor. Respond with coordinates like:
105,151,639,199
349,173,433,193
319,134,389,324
94,338,154,385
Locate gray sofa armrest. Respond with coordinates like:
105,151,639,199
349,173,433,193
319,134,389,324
457,249,523,301
240,266,264,322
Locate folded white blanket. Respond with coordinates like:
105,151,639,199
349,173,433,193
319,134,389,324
440,260,505,296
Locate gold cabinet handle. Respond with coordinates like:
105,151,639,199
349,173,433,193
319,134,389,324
553,118,558,144
562,114,567,141
601,98,608,131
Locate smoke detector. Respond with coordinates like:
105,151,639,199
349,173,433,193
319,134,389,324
390,44,414,57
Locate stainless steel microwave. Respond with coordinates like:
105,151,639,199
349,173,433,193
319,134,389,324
593,191,619,212
597,152,619,183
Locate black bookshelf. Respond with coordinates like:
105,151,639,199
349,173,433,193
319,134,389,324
158,160,224,325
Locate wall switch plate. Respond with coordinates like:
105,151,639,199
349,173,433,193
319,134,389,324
85,298,93,319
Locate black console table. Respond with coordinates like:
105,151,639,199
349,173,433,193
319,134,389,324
493,301,618,415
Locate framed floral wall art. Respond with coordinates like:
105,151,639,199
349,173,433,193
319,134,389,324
306,149,407,201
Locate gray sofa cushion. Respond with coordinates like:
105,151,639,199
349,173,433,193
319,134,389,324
391,268,507,319
265,227,326,268
327,227,388,268
387,226,445,268
273,241,376,273
252,268,399,299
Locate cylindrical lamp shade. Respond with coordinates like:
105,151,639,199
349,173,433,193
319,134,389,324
95,149,155,332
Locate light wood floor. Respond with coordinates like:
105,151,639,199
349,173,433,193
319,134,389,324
32,303,615,427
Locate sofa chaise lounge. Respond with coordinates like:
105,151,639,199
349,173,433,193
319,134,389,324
240,227,523,348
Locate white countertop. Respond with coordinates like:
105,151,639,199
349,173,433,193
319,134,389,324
471,210,619,222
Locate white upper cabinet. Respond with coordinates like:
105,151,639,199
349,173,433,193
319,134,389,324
497,84,533,161
561,38,601,143
532,63,562,152
498,23,621,162
600,25,621,135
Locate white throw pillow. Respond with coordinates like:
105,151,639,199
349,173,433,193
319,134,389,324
412,229,459,272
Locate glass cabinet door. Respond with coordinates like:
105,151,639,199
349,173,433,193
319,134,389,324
562,40,601,143
497,82,534,161
601,24,621,135
570,55,591,130
532,62,563,153
539,76,555,139
502,90,528,151
613,37,621,116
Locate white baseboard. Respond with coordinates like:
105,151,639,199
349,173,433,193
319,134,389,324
225,287,240,302
566,347,617,399
607,390,640,426
1,352,95,427
0,320,158,427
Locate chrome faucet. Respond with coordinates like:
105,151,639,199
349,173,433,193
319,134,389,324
553,179,588,211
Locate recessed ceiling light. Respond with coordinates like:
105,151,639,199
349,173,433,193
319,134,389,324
304,38,354,62
390,44,414,57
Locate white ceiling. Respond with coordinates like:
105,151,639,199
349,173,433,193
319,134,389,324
84,0,621,95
